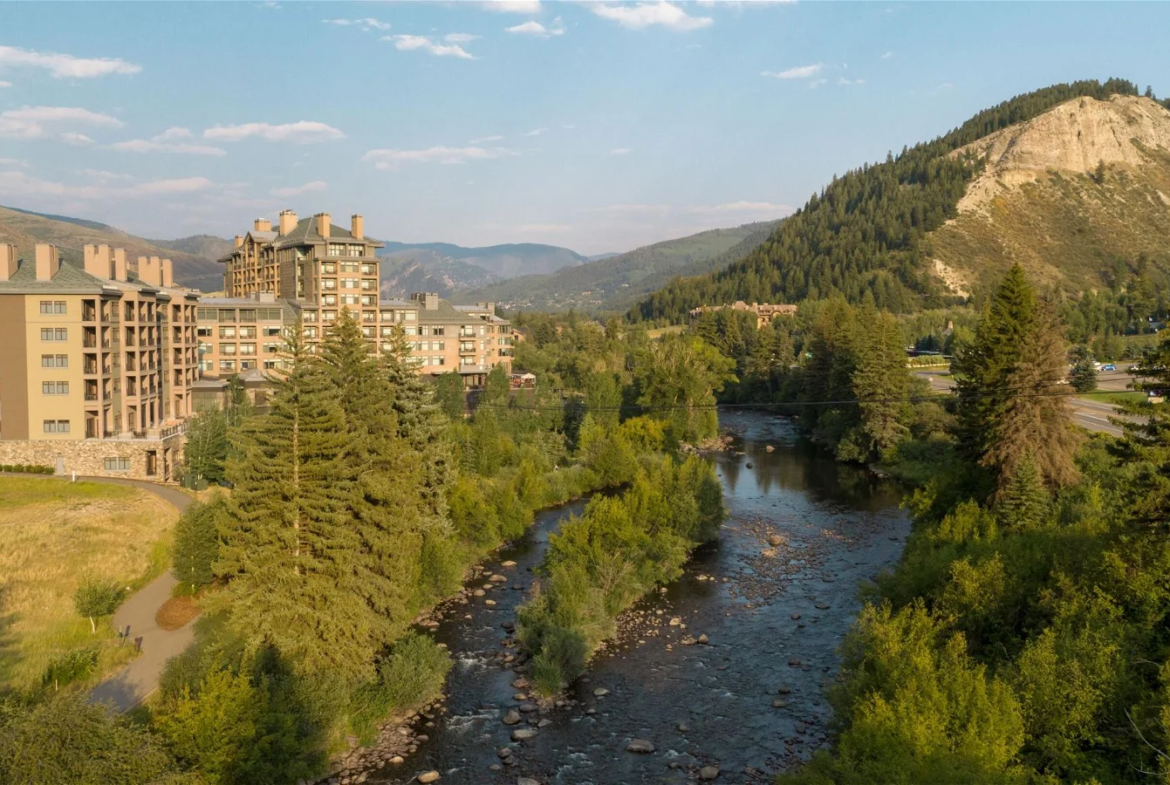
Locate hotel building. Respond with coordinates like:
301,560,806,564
0,243,199,480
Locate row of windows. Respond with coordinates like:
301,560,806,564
41,328,68,342
104,457,130,471
42,381,69,395
408,341,446,352
326,243,366,258
39,300,67,314
41,354,69,368
43,419,70,433
196,307,284,323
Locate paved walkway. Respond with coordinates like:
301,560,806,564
10,475,200,712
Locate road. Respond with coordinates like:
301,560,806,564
913,368,1136,438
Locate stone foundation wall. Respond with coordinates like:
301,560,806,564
0,435,184,482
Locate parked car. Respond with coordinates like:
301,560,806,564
1102,364,1117,372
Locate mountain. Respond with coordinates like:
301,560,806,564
637,79,1170,322
0,205,225,292
379,250,501,300
378,241,586,281
460,220,782,312
148,234,234,265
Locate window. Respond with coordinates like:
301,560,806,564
220,360,236,371
361,263,375,276
322,294,337,306
360,279,375,291
40,327,68,342
222,343,237,355
103,457,131,471
43,419,70,433
328,243,346,257
238,326,256,339
322,262,336,274
322,278,337,290
342,294,360,306
239,309,256,322
341,278,358,289
361,295,376,307
341,261,359,273
264,342,280,354
239,343,256,356
404,312,416,321
42,381,69,395
41,354,69,368
39,300,67,314
219,326,236,339
405,326,417,336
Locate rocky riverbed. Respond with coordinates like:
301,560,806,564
332,412,909,785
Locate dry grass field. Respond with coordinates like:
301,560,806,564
0,477,178,692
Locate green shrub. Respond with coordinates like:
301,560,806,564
40,647,99,692
73,579,124,634
172,498,225,593
348,633,451,744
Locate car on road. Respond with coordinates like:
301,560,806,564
1102,364,1117,372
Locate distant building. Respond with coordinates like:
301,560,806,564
689,300,798,329
0,243,199,480
210,210,513,386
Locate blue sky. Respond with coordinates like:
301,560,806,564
1,1,1168,256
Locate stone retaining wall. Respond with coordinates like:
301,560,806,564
0,435,184,481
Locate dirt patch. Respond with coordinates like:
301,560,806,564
156,596,200,631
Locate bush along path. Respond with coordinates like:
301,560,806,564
78,478,196,712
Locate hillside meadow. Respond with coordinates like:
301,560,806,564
0,477,177,692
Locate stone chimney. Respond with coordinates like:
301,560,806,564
113,249,127,282
161,259,174,288
34,244,59,281
278,209,297,235
0,244,16,281
351,214,364,239
234,235,243,249
254,218,272,233
412,292,439,311
316,212,331,239
139,256,162,286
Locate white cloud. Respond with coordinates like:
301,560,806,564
0,157,28,168
0,170,213,201
445,33,480,43
0,81,10,88
270,180,328,197
203,121,345,143
155,126,192,141
383,35,476,59
809,78,827,89
109,138,227,156
0,45,141,79
59,132,95,147
838,77,866,86
761,63,822,79
471,134,504,143
363,145,514,170
0,106,123,139
881,51,894,60
79,169,133,182
591,2,712,32
323,17,391,31
259,1,281,8
609,148,631,155
506,18,565,37
524,127,549,137
482,0,541,12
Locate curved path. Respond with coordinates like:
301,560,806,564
82,478,196,711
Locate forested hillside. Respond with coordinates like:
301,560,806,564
637,79,1169,322
464,220,780,312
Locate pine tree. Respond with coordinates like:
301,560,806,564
1114,332,1170,529
434,371,466,420
851,309,910,459
981,299,1081,493
217,321,389,686
994,452,1050,529
381,323,455,532
319,311,426,635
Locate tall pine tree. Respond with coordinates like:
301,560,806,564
851,308,911,459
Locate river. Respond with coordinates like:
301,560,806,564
370,412,909,785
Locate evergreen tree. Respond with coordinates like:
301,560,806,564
994,452,1050,529
1068,356,1098,393
172,498,225,593
851,308,911,459
183,408,228,484
1114,333,1170,529
433,371,466,420
981,299,1081,493
217,321,389,686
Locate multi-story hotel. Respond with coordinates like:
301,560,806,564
0,243,199,480
208,211,514,384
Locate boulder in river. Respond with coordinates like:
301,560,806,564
417,772,440,784
517,779,540,785
593,687,609,697
699,766,720,780
626,738,655,754
502,709,521,725
512,728,539,741
697,634,709,644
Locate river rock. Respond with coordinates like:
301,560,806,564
699,766,721,780
772,699,789,709
485,599,497,606
519,702,538,713
697,633,709,644
491,574,508,582
668,616,681,626
768,534,784,547
512,728,539,741
417,772,440,784
473,589,485,597
517,779,540,785
815,602,830,610
389,756,404,765
777,686,791,694
680,635,696,645
765,445,775,452
537,718,552,728
627,738,655,754
512,677,530,689
593,687,609,697
497,747,513,759
502,709,521,725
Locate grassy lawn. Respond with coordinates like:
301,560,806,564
1079,391,1147,405
647,324,686,340
0,477,178,693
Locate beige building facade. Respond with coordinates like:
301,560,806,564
0,243,198,480
211,211,513,384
